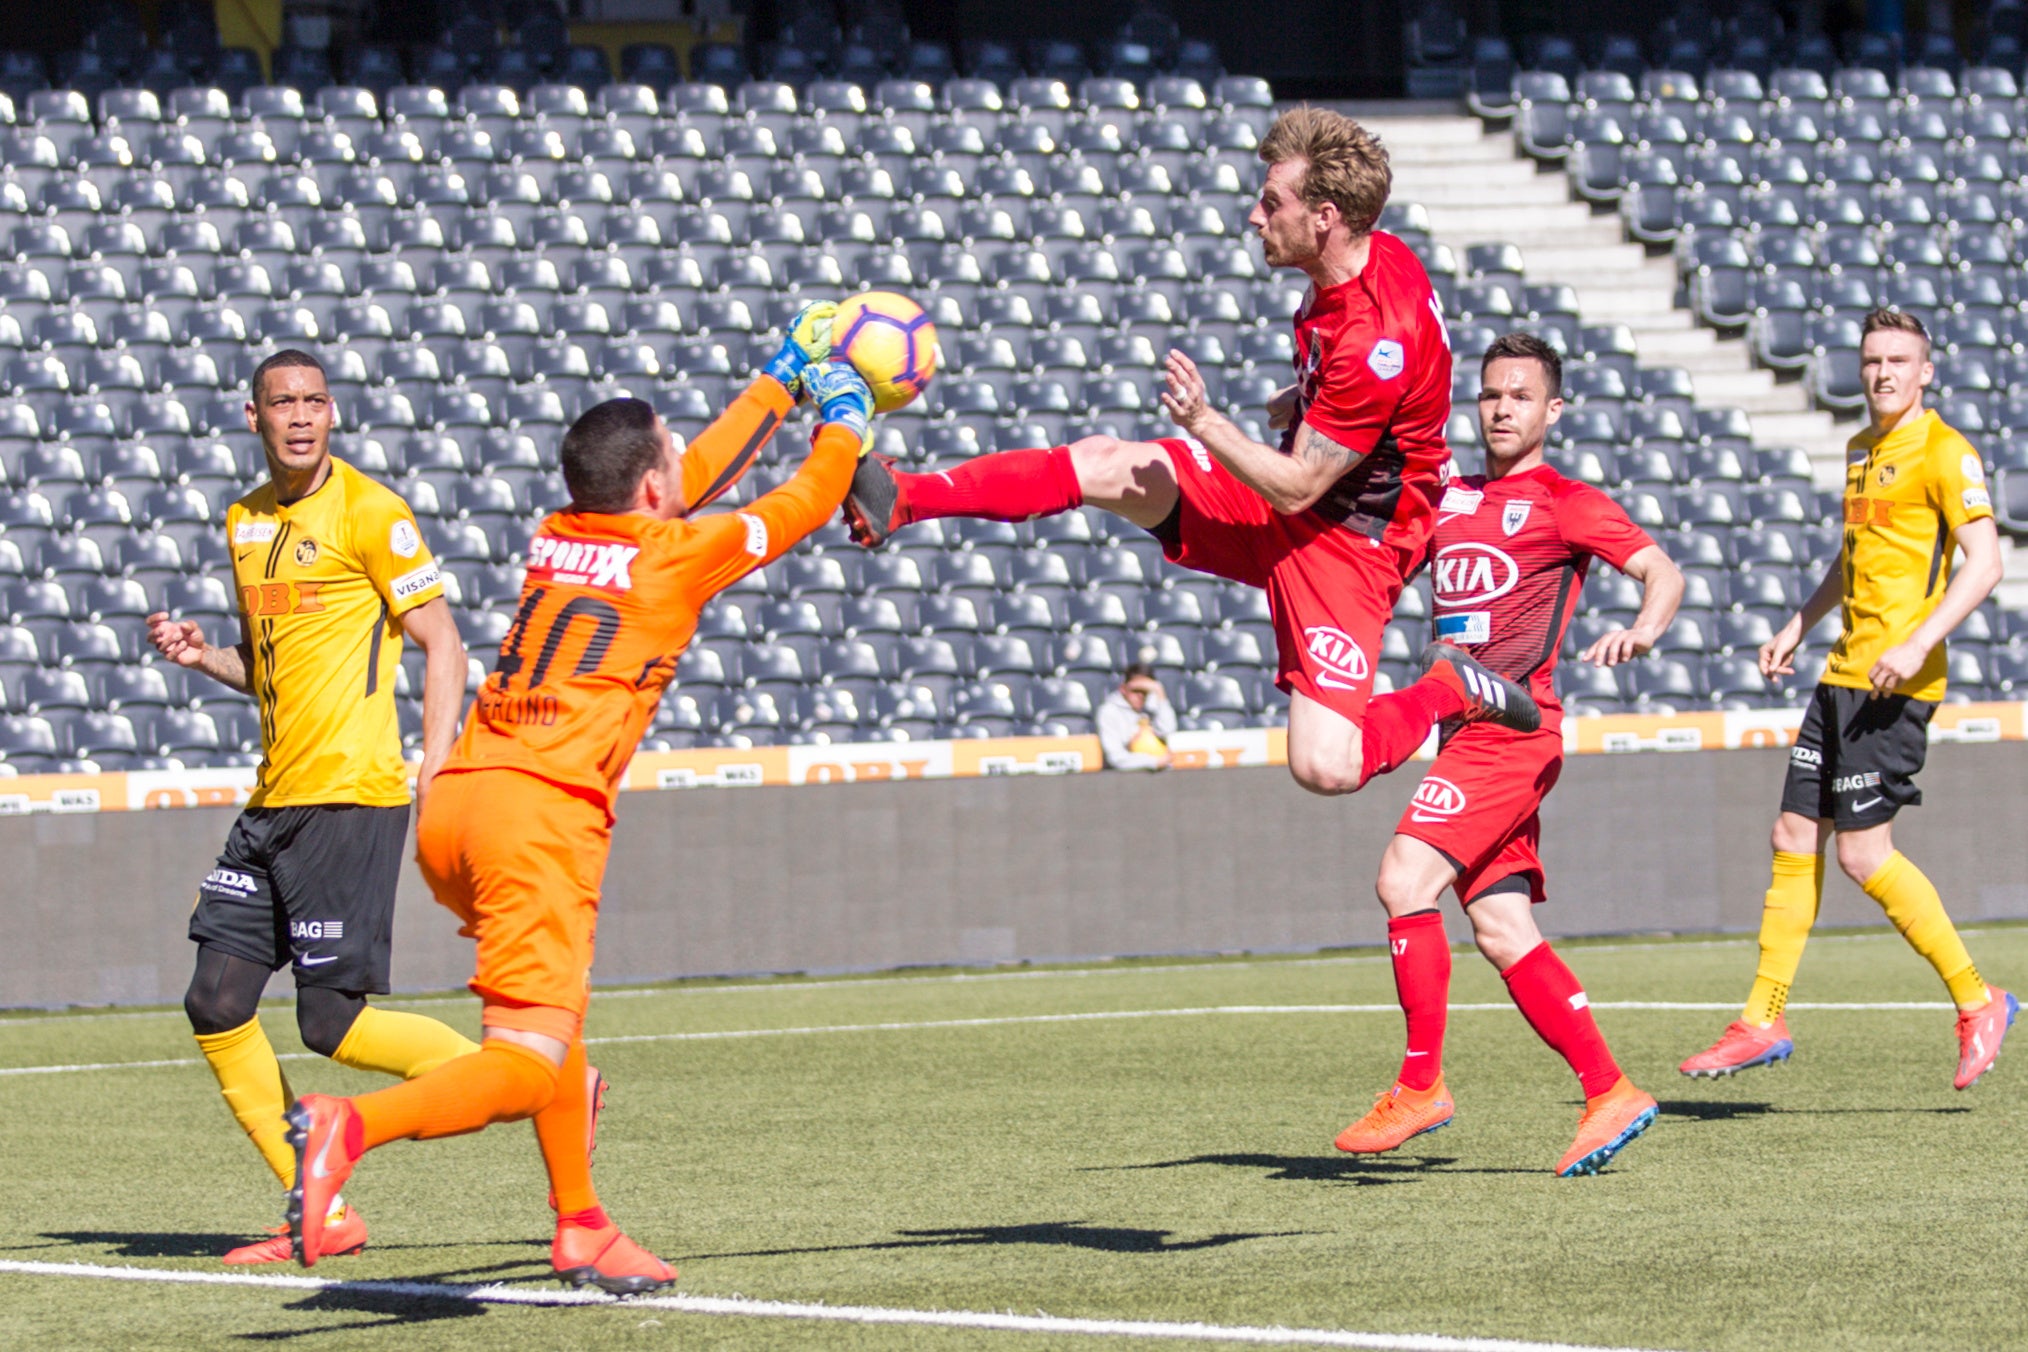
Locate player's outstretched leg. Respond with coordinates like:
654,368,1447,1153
845,442,1085,545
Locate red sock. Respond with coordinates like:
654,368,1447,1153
898,445,1083,523
1501,942,1622,1099
1388,910,1451,1090
1359,676,1467,786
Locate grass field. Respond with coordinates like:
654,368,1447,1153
3,925,2026,1352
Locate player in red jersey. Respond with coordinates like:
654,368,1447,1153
843,106,1538,794
1333,333,1686,1175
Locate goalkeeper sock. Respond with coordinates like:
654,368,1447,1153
1862,852,1990,1012
1743,851,1823,1026
355,1042,561,1149
534,1041,601,1217
331,1006,481,1080
194,1017,298,1189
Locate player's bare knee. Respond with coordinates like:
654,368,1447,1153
1066,435,1131,498
1836,835,1891,887
1289,759,1362,796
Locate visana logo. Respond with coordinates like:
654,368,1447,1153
1302,626,1370,690
1433,542,1520,606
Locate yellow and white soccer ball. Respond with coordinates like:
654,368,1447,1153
829,290,939,413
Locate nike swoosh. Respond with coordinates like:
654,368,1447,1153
1410,811,1454,823
235,549,254,562
310,1119,345,1180
1403,1051,1428,1057
1316,673,1364,691
1851,796,1884,812
297,953,338,967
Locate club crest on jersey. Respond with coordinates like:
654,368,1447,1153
1294,337,1323,404
1876,464,1897,487
1303,625,1370,690
526,535,639,590
1502,501,1532,536
1367,339,1405,381
1410,776,1467,822
1432,542,1520,606
294,537,318,566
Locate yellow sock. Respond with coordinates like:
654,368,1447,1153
1862,852,1989,1012
330,1006,482,1080
194,1018,297,1189
1743,851,1824,1026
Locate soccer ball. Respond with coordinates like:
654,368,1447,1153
830,291,939,414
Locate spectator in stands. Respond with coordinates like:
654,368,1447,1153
1097,663,1177,770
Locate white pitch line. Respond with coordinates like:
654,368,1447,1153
0,1259,1673,1352
6,925,1991,1028
0,1001,1953,1078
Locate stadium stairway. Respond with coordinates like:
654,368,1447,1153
1362,110,1859,483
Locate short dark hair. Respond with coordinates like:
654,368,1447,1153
1862,307,1930,354
250,349,326,401
1479,331,1563,397
561,398,664,513
1121,662,1156,683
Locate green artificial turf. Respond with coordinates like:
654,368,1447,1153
2,927,2025,1351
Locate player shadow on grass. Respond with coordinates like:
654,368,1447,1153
1660,1100,1971,1122
30,1232,544,1268
682,1220,1303,1262
236,1287,489,1340
1098,1153,1516,1183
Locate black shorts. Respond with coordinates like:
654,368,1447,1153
187,804,410,993
1779,684,1935,831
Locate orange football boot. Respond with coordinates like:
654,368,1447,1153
224,1205,367,1265
1678,1016,1794,1077
1556,1077,1659,1177
285,1095,362,1268
1333,1078,1455,1153
553,1214,677,1296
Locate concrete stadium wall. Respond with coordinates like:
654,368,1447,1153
6,744,2027,1009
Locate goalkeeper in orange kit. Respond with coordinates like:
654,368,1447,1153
283,305,871,1291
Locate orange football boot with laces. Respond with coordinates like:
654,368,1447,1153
553,1213,677,1295
1954,988,2017,1090
1556,1077,1659,1177
1334,1078,1455,1153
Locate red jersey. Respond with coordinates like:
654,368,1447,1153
1427,464,1653,723
1286,230,1454,553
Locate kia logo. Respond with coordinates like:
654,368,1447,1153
1303,625,1370,684
1432,542,1519,605
1411,776,1466,817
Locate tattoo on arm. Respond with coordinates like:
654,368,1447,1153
1291,422,1357,479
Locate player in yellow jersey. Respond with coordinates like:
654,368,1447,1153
147,350,484,1263
1681,309,2015,1088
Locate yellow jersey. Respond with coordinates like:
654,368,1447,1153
1823,410,1992,703
225,457,445,807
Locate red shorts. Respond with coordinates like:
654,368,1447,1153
1395,722,1564,905
1156,438,1419,722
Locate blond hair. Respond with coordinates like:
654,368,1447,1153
1258,105,1391,236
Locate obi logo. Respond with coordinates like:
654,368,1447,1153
1410,776,1467,821
289,920,345,940
1303,625,1370,690
1433,542,1520,606
203,868,258,895
527,536,639,589
239,582,325,616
